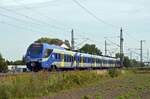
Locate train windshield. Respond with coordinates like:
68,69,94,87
28,44,43,55
44,49,53,58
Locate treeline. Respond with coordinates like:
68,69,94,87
6,60,25,65
0,53,26,72
116,53,142,67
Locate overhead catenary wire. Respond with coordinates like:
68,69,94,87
13,0,70,31
13,0,121,52
0,21,47,35
105,38,120,47
72,0,119,29
0,6,68,32
0,12,52,33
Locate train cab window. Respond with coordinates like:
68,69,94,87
28,44,43,55
44,49,53,58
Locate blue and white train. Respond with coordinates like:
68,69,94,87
24,43,121,71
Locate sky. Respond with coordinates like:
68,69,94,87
0,0,150,61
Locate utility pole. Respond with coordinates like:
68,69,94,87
105,40,107,56
147,49,149,66
147,49,149,62
120,27,124,66
140,40,145,67
130,51,132,60
71,29,75,50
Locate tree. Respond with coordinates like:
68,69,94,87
13,60,25,65
35,37,71,49
6,56,25,65
0,53,8,72
123,56,131,67
64,40,71,48
115,53,124,59
115,53,141,67
130,59,141,67
79,44,102,55
115,53,131,67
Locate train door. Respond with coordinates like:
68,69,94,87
60,51,64,68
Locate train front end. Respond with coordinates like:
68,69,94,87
25,43,53,71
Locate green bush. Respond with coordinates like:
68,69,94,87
0,53,8,72
108,68,120,78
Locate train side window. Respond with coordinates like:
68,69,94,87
96,59,99,63
69,55,72,62
88,58,90,63
64,55,67,62
83,57,86,63
99,59,102,63
71,56,74,62
91,58,94,63
84,57,87,63
66,55,68,62
70,55,73,62
67,55,69,62
70,56,72,62
54,53,57,59
74,57,76,61
68,55,70,62
80,57,82,63
66,55,70,62
58,54,61,59
67,55,70,62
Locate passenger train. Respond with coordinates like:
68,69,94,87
24,43,121,71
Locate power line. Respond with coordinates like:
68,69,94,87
105,38,120,47
72,0,119,28
124,31,139,42
0,21,46,34
13,0,69,31
0,12,50,32
0,6,67,32
15,0,60,9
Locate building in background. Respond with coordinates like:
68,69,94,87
8,65,28,72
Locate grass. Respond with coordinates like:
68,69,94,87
1,69,148,99
0,70,112,99
83,69,150,99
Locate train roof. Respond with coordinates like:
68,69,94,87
34,43,66,50
37,43,120,60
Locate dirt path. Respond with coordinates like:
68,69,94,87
41,74,150,99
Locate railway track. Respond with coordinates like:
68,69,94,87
0,72,21,77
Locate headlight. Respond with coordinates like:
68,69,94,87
38,59,42,62
31,62,36,67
